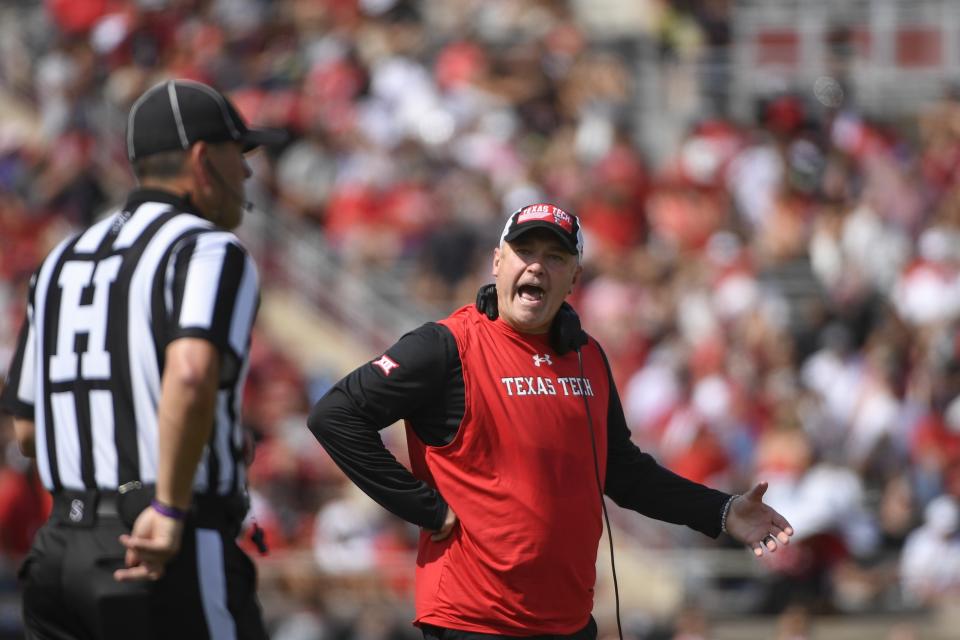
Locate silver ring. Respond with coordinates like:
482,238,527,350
763,534,776,544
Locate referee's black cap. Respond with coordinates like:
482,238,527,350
126,79,286,161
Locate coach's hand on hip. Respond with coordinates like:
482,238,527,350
114,505,185,581
430,505,459,542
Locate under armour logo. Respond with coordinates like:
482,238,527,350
532,353,553,367
373,354,400,376
69,499,84,522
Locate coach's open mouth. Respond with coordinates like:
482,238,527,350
517,284,545,302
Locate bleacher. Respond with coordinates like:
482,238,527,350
5,1,960,638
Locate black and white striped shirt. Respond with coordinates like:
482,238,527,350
1,189,259,500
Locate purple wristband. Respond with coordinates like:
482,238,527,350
151,499,187,521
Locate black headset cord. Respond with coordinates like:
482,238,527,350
576,348,623,640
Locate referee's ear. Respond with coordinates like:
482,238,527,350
187,141,221,216
188,142,212,187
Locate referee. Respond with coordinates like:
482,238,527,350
0,79,283,639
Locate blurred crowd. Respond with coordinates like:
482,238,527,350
4,0,960,638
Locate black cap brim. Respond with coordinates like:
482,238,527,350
503,221,579,254
241,128,288,152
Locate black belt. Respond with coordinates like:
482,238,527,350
421,616,597,640
51,488,248,531
51,489,123,527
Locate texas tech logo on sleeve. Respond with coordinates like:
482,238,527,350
373,354,400,376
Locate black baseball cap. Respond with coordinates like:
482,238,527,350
126,79,286,161
500,203,584,259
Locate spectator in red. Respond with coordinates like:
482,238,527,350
0,421,51,561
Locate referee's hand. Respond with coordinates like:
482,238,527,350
113,506,185,582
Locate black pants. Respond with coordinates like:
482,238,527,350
19,514,267,640
421,616,597,640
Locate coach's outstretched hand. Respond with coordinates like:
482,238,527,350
113,505,185,582
724,481,794,557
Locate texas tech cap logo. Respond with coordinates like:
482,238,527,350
551,209,574,233
501,203,583,258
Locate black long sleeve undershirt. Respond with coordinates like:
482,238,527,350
598,348,730,537
307,322,730,537
308,323,456,531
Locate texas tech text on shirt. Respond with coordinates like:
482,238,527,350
499,376,595,397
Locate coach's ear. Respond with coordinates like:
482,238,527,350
475,283,498,320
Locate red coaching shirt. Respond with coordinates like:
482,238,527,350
408,306,610,633
308,304,731,636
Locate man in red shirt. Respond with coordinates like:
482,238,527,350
308,203,793,638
